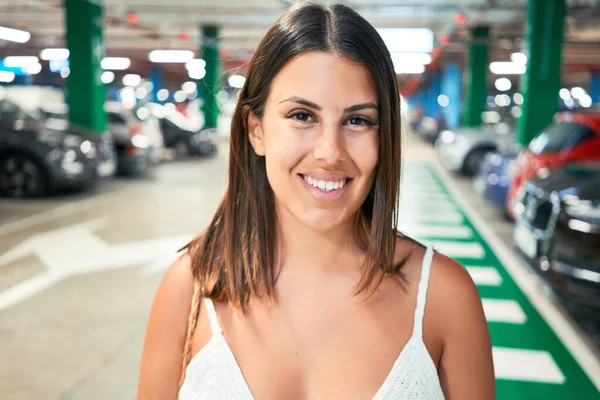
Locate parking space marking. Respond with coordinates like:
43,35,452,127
399,225,474,239
482,299,527,324
493,348,565,384
401,211,465,224
467,266,503,286
428,241,486,259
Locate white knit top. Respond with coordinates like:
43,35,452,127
179,246,445,399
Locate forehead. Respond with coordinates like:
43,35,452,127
269,51,378,105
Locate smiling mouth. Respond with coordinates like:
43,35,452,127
299,174,351,192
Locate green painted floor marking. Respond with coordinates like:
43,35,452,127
402,162,599,399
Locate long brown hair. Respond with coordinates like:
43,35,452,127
188,2,407,310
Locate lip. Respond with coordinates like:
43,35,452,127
298,174,351,201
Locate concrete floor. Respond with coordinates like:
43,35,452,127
0,134,599,399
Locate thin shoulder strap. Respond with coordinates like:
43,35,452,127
203,297,223,335
179,280,202,388
413,246,435,338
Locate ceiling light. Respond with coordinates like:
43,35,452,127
4,56,39,68
228,74,246,89
122,73,141,87
61,67,70,79
394,64,425,74
157,89,169,102
437,95,449,107
495,78,512,92
101,71,114,84
24,63,42,75
0,26,30,43
182,81,197,94
174,90,187,103
513,93,524,105
149,50,194,63
0,71,15,83
570,87,586,100
579,94,592,108
40,48,70,61
185,58,206,71
559,88,571,100
510,52,527,65
390,53,432,66
101,57,131,70
189,69,206,80
489,62,526,75
377,28,434,53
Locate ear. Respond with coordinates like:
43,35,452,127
247,111,266,156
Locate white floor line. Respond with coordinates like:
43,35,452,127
400,212,464,224
466,266,503,286
399,225,474,239
0,196,106,237
433,162,600,390
428,240,486,259
493,347,565,384
0,271,64,312
401,193,449,201
482,299,527,324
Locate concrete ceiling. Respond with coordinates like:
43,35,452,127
0,0,599,88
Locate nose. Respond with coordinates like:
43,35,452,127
313,123,344,165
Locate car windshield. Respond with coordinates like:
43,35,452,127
528,122,595,155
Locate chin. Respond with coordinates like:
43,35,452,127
296,207,353,233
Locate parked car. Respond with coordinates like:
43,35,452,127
415,116,443,144
540,163,600,314
507,111,600,218
105,102,165,175
145,103,217,158
513,162,600,269
0,99,115,198
436,124,517,176
474,151,519,211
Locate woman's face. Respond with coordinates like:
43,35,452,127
248,51,380,233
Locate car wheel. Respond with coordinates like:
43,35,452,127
0,154,48,198
175,139,190,158
463,149,492,177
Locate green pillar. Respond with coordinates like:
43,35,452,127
517,0,566,146
464,26,489,128
200,26,221,130
64,0,106,133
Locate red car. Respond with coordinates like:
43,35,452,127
507,111,600,218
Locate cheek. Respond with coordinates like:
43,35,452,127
348,133,379,173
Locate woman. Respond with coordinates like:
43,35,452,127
138,2,495,399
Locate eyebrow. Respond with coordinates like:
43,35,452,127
279,96,378,113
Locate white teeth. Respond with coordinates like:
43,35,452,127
302,175,347,192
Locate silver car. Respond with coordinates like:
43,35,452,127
435,124,518,176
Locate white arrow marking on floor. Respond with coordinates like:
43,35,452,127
466,266,503,286
482,299,527,324
493,347,565,384
400,212,464,224
399,225,474,239
428,241,486,259
0,218,193,311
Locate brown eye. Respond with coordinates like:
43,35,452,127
290,111,313,122
346,116,373,126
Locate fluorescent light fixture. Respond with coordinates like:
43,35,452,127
182,81,197,94
394,64,425,74
186,58,206,71
149,50,194,63
0,26,30,43
4,56,39,68
437,95,449,107
174,90,187,103
189,68,206,80
495,77,512,92
49,59,69,73
570,86,586,100
101,57,131,70
559,88,571,100
157,89,169,102
510,52,527,65
40,48,69,61
228,74,246,89
0,71,15,83
101,71,114,84
122,73,141,87
24,62,42,75
377,28,434,53
390,52,432,66
489,62,526,75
